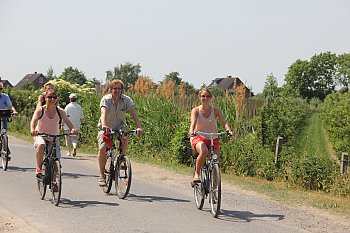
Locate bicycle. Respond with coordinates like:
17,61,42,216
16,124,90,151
0,109,13,171
37,132,74,206
190,131,230,218
102,129,137,199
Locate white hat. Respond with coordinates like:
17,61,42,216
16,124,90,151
69,93,77,99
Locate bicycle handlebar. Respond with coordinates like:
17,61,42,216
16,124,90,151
191,131,232,138
37,132,77,138
110,129,138,137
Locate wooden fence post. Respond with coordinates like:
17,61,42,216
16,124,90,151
341,152,349,175
274,136,283,166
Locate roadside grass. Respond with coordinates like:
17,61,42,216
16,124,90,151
292,112,335,159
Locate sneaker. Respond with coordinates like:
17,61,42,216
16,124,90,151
66,152,71,156
73,148,77,157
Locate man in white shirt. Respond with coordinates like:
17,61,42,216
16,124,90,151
63,93,84,156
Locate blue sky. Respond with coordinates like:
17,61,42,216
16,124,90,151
0,0,349,93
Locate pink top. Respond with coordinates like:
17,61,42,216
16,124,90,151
36,108,60,135
194,106,218,139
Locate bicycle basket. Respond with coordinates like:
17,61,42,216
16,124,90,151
0,109,11,118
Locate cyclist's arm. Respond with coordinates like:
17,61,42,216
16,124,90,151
128,105,143,135
188,107,198,136
100,106,108,129
30,108,41,135
8,104,18,116
215,107,233,135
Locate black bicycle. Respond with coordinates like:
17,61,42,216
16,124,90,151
37,132,74,206
103,129,137,199
191,131,230,218
0,109,13,171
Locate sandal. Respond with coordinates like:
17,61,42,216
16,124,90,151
52,184,59,192
192,177,201,183
98,176,106,187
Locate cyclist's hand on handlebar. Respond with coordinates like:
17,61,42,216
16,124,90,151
70,128,78,135
227,130,235,138
31,130,39,136
136,127,143,136
102,126,111,135
12,111,19,117
188,131,195,137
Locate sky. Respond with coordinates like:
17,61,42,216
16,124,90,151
0,0,349,94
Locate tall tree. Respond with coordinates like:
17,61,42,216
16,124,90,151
309,52,337,99
108,62,141,88
59,67,87,85
336,53,350,91
46,66,56,80
284,59,314,98
164,72,182,85
263,73,278,97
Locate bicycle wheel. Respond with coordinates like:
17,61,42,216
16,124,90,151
51,160,62,206
37,161,47,200
1,134,8,171
209,163,221,218
103,155,114,193
115,155,132,199
193,167,205,210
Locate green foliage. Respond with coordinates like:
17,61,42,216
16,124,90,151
284,52,348,100
256,96,311,150
108,62,141,88
320,92,350,157
59,67,88,85
288,153,337,191
336,53,350,91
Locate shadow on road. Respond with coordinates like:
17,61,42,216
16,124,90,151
62,172,99,179
6,166,35,173
219,209,285,222
127,194,191,203
61,157,90,161
59,198,119,209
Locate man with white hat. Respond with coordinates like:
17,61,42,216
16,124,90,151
63,93,84,156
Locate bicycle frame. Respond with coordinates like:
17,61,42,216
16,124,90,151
103,129,136,198
37,132,74,206
0,110,13,171
192,131,229,218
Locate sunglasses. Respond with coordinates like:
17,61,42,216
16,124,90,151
201,95,211,98
46,96,58,99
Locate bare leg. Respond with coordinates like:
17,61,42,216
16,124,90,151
98,146,107,178
36,145,45,169
122,136,128,155
194,142,209,180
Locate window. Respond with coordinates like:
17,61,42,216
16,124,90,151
39,77,44,83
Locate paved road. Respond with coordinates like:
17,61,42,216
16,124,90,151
0,136,349,233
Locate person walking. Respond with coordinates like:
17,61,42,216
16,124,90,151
63,93,84,157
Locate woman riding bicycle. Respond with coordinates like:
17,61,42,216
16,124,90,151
188,88,233,183
30,88,77,177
